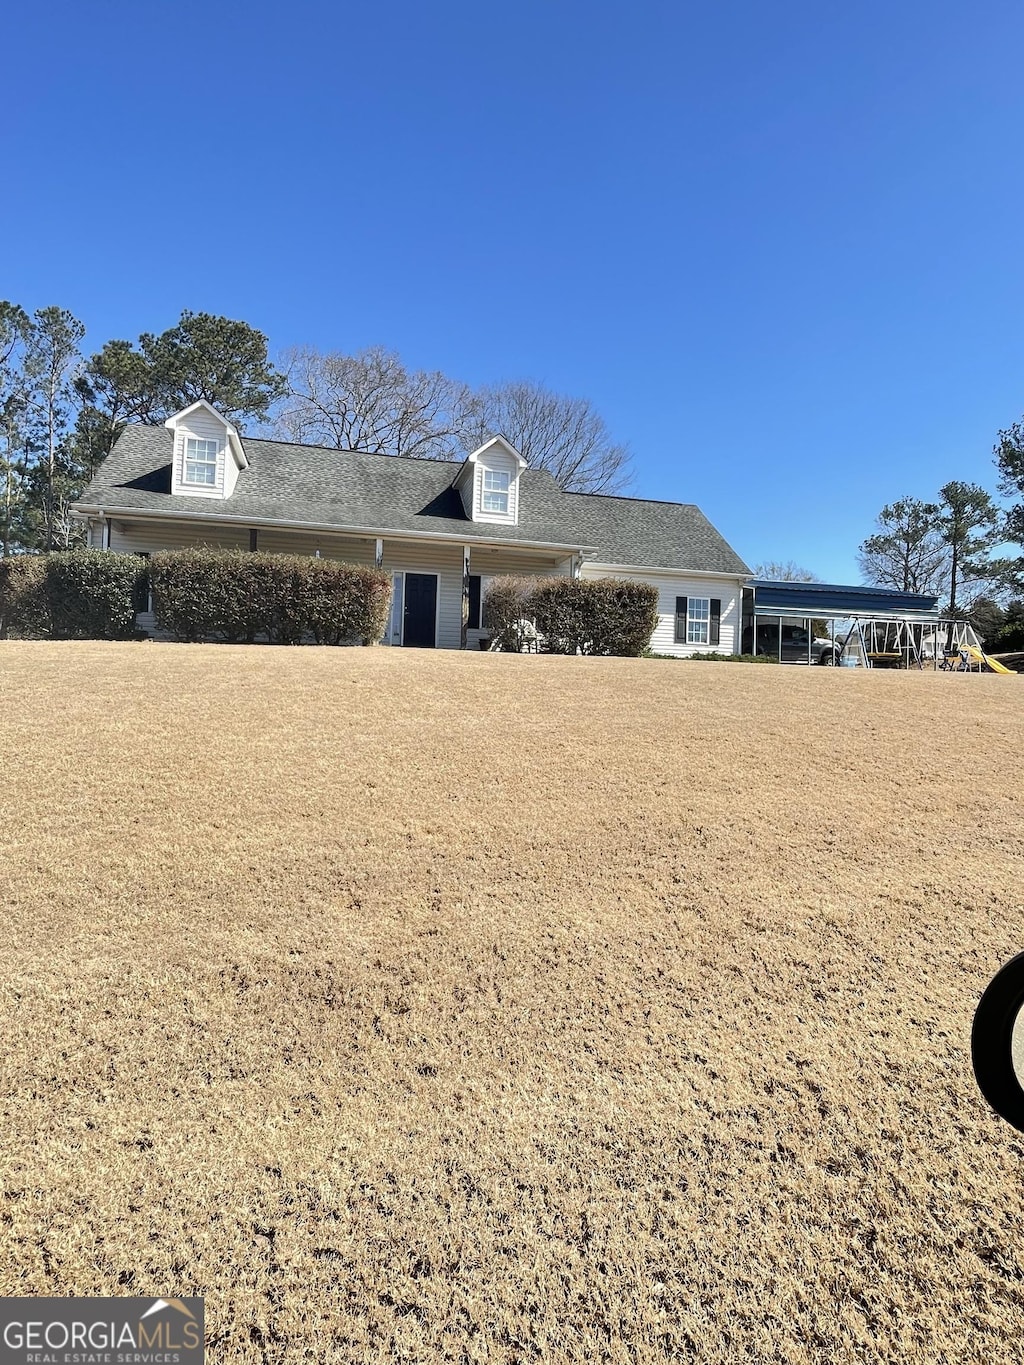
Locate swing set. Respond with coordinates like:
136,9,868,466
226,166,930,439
836,617,1011,672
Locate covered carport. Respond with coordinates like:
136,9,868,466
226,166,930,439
741,580,941,666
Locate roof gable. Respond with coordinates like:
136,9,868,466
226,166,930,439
164,399,248,470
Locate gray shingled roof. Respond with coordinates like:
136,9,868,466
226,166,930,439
75,425,751,575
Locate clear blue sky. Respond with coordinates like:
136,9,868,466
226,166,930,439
5,0,1024,580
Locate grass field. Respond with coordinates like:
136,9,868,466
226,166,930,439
2,643,1024,1363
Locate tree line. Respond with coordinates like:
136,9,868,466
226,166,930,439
0,303,632,556
858,445,1024,647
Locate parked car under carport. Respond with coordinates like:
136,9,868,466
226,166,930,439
743,618,840,664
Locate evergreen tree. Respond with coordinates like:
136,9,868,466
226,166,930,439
935,480,1000,612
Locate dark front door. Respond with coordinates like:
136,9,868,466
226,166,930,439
403,573,437,648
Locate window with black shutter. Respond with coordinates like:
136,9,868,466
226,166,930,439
468,575,482,630
675,596,688,644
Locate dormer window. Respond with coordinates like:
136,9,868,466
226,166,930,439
482,469,510,514
184,437,219,486
167,401,248,499
452,435,527,524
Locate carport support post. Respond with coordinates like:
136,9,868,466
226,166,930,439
461,544,471,650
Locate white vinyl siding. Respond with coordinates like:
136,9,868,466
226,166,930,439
251,529,375,563
107,520,251,556
581,565,742,658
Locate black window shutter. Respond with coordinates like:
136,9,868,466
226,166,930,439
468,575,481,630
675,596,688,644
710,598,721,647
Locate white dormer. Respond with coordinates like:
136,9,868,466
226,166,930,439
166,399,248,499
452,436,528,525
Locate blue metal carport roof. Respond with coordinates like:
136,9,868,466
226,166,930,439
750,580,939,619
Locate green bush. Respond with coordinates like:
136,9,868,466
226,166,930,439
484,575,660,657
150,549,392,645
301,558,392,646
0,551,144,640
0,556,49,638
45,551,146,640
591,578,660,656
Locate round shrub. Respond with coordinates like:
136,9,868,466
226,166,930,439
484,575,660,656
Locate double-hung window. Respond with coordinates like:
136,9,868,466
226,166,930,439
481,469,510,514
686,597,711,645
675,596,721,647
184,437,219,486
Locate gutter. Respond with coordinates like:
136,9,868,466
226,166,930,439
583,561,751,580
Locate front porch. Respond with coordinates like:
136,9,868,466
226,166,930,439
94,516,577,648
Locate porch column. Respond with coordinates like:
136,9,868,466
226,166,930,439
571,553,582,579
375,537,384,570
461,544,471,649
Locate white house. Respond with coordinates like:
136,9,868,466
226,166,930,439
72,399,751,654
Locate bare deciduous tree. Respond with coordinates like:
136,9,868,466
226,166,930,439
858,496,947,595
463,380,632,493
274,346,474,462
273,349,633,493
752,560,820,581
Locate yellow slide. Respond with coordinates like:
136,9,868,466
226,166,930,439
964,645,1013,674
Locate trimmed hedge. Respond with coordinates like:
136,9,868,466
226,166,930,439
150,548,392,645
484,575,660,656
0,556,48,639
0,551,145,640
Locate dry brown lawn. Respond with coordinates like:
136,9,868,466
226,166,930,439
1,643,1023,1363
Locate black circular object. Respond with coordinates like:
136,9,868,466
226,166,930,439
972,951,1024,1133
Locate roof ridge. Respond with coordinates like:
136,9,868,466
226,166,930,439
558,487,699,510
127,422,471,472
125,425,687,509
